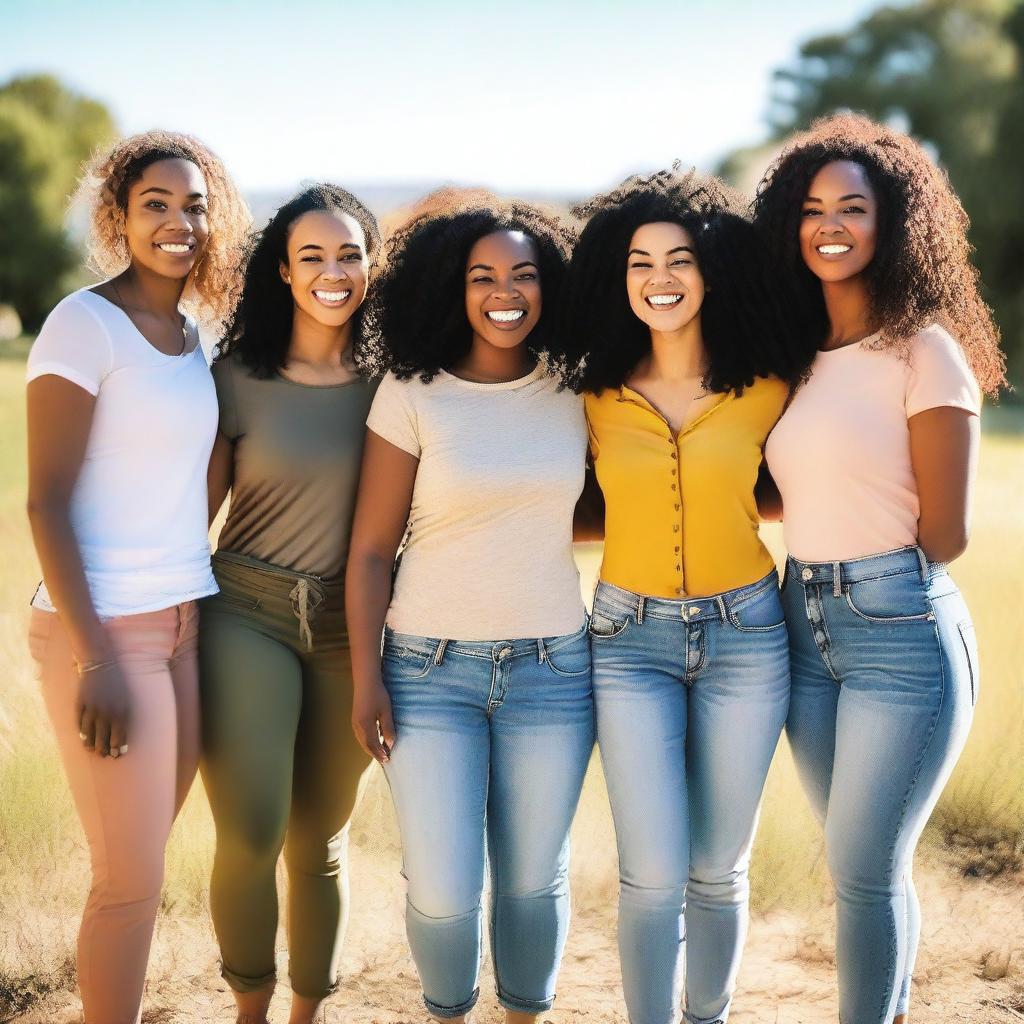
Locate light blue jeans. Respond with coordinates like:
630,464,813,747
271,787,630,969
590,573,791,1024
783,546,977,1024
381,623,594,1018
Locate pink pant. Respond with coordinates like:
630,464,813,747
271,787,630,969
29,603,200,1024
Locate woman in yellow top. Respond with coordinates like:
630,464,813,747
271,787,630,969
561,170,809,1024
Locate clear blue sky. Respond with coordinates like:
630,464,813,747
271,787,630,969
1,0,891,194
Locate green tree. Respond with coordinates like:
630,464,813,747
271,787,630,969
0,75,115,329
721,0,1023,386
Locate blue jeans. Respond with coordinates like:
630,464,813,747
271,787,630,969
381,623,594,1018
782,546,977,1024
590,573,790,1024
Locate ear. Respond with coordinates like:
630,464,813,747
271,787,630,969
279,260,291,285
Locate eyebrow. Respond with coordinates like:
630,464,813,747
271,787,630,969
466,260,538,273
804,193,868,203
296,242,363,253
627,246,693,257
139,186,207,199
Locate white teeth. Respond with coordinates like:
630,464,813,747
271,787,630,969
486,309,526,322
158,243,192,253
313,290,351,302
817,244,851,255
647,294,682,306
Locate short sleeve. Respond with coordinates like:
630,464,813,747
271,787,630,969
366,373,421,457
26,295,113,396
906,326,981,419
212,356,242,441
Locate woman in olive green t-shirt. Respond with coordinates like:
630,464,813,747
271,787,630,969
200,184,380,1024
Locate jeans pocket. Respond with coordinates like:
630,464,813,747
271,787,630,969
956,620,980,706
844,571,933,623
729,583,786,632
382,645,434,680
544,628,592,677
588,607,632,640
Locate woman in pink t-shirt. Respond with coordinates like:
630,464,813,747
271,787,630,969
754,114,1005,1024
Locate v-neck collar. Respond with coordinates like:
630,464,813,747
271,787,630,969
616,383,735,441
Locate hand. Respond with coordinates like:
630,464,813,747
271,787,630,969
77,660,131,759
352,680,396,764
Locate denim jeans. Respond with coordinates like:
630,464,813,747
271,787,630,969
782,546,977,1024
381,623,594,1018
590,572,790,1024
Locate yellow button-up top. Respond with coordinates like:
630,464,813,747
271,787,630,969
585,376,788,599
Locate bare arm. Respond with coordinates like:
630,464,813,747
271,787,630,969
26,376,130,757
755,460,783,522
909,406,979,564
573,459,605,542
207,430,234,527
345,429,419,762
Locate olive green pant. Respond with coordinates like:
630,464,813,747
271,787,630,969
199,552,371,999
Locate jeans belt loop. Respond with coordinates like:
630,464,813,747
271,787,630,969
636,595,645,625
434,638,449,666
915,546,929,581
536,637,546,664
715,595,727,621
832,561,842,599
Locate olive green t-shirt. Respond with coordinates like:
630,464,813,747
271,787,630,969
213,354,377,580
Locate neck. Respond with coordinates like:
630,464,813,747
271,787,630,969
120,263,186,317
288,305,353,367
821,276,873,349
640,318,707,382
454,337,535,383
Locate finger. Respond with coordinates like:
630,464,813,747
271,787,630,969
79,707,97,750
357,724,389,765
378,705,396,755
93,715,112,758
109,717,127,760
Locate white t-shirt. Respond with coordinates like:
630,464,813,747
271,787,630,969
766,325,981,562
26,288,219,617
367,365,587,640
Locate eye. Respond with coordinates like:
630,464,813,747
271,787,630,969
300,255,322,263
842,205,866,214
801,208,822,217
514,272,537,281
628,261,652,270
145,200,167,211
470,275,493,284
343,252,363,261
669,257,691,267
188,204,208,216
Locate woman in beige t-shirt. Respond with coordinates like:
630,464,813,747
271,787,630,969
755,114,1006,1024
347,194,592,1024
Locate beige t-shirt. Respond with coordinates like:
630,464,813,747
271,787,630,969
367,365,587,640
766,324,981,562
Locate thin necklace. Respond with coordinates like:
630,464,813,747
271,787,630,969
110,277,187,355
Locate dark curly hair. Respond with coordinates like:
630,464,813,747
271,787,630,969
369,189,575,382
753,113,1006,395
561,168,808,395
217,183,381,377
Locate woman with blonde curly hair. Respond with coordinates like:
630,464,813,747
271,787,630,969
754,113,1005,1024
25,130,249,1024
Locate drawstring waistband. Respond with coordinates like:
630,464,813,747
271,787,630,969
289,578,325,652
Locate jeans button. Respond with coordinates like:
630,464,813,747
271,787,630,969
801,567,813,582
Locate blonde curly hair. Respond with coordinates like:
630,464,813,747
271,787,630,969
74,130,251,327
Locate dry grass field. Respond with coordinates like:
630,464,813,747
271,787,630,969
0,349,1021,1023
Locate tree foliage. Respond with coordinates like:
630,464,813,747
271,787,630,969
721,0,1023,387
0,75,116,329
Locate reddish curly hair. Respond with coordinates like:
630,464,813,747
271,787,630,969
754,113,1006,395
74,130,251,328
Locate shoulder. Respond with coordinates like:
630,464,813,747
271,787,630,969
583,385,621,418
27,291,116,393
741,374,790,410
905,323,981,416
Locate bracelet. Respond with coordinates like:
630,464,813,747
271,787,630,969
77,658,117,675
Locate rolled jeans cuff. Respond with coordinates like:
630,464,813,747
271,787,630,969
220,961,276,994
683,1008,727,1024
496,984,556,1014
424,986,480,1019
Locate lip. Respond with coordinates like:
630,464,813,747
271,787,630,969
154,240,196,257
312,288,352,308
644,293,683,311
485,308,528,329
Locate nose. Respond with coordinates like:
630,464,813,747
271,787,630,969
321,261,350,281
492,274,521,299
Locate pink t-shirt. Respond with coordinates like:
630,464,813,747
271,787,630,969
766,324,981,562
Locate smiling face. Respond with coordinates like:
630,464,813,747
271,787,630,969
625,221,705,336
122,157,209,279
464,230,542,351
280,209,369,328
800,160,878,283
